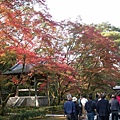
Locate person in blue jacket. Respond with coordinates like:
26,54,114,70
64,94,76,120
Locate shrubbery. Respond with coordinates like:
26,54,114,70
45,105,64,114
0,107,46,120
9,109,45,120
0,105,64,119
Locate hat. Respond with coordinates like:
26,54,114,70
72,97,77,102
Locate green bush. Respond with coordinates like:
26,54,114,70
9,109,45,120
45,105,64,114
0,106,64,119
0,115,10,120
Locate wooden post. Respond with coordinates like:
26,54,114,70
34,76,39,107
15,85,19,97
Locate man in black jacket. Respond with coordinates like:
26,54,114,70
96,93,110,120
72,97,81,120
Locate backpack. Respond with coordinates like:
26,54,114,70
86,101,96,113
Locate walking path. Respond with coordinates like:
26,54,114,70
46,114,120,120
46,114,65,117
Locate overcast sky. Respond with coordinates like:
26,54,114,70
46,0,120,27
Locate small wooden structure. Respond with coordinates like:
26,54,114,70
4,62,49,107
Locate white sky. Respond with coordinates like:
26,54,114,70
46,0,120,27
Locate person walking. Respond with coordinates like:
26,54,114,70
85,94,96,120
94,94,99,103
109,94,120,120
64,94,76,120
96,93,110,120
78,96,83,120
116,93,120,119
94,94,100,120
81,94,88,119
72,97,81,120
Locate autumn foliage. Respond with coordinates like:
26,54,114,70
59,20,120,93
0,0,120,110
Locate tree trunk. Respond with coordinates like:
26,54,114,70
0,93,14,115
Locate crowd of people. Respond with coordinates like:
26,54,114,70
63,93,120,120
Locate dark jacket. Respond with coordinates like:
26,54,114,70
64,100,76,115
97,98,110,116
78,99,82,115
74,102,81,115
85,100,96,113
